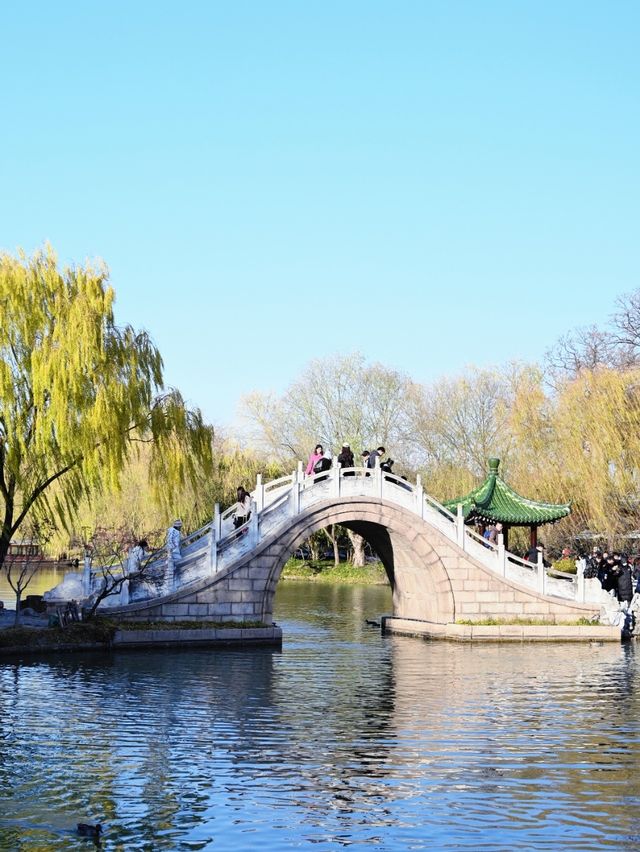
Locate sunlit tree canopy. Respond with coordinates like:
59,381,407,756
0,246,213,568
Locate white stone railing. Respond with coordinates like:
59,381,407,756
48,462,599,608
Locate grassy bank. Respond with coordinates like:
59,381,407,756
281,558,389,585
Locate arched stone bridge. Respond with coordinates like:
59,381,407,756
82,464,604,629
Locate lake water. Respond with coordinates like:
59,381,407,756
0,578,638,850
0,565,68,610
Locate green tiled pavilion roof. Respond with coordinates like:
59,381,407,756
443,458,571,526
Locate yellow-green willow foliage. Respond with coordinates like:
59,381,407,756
0,246,213,568
551,367,640,538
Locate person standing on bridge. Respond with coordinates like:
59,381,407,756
367,447,386,469
337,443,354,474
305,444,324,476
128,539,149,574
166,519,183,562
233,486,252,529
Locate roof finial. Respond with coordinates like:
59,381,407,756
488,458,500,474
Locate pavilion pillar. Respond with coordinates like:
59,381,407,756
503,524,509,550
530,525,538,548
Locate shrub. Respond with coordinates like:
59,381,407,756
551,557,577,575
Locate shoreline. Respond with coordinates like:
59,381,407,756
382,616,622,643
0,618,282,657
281,559,389,585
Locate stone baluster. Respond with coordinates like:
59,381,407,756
83,552,92,597
416,474,425,520
537,551,546,595
291,468,301,515
497,533,506,576
255,474,264,512
576,557,586,603
333,455,341,497
120,578,130,606
456,504,465,550
165,553,175,594
210,504,220,573
215,502,222,541
250,499,259,547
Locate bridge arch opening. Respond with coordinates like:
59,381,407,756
262,501,456,625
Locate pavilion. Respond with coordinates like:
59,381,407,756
443,458,571,550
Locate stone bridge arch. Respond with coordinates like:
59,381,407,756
259,497,456,624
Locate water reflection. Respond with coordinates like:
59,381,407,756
0,582,639,850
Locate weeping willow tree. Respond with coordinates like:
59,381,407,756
550,367,640,538
0,246,213,571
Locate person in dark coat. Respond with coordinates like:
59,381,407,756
367,446,385,469
598,555,617,593
615,555,634,604
526,544,550,567
584,548,603,579
337,444,355,475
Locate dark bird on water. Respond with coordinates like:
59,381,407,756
77,823,103,839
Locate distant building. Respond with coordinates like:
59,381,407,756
7,539,43,560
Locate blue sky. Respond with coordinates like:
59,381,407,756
1,2,638,428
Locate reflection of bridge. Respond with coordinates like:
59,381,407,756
48,465,605,626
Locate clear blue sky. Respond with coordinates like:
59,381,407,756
1,2,638,428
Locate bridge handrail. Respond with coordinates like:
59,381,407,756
380,470,416,493
263,473,296,495
422,492,457,523
181,522,212,549
505,552,537,574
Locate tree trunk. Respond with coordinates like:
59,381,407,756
347,530,366,567
326,525,340,566
0,497,15,573
309,535,321,561
14,591,21,627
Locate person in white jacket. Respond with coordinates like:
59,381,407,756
166,519,183,561
233,487,252,529
128,539,149,574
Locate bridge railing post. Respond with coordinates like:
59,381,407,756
377,460,384,499
165,553,175,594
333,456,341,497
577,557,586,603
209,504,220,573
537,551,546,595
83,551,92,597
120,577,130,606
291,469,301,516
250,500,260,547
497,533,506,576
255,474,264,512
456,504,465,550
416,474,425,520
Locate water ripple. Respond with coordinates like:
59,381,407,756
0,584,639,850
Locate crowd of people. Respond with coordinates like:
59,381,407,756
305,443,394,477
584,548,640,604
